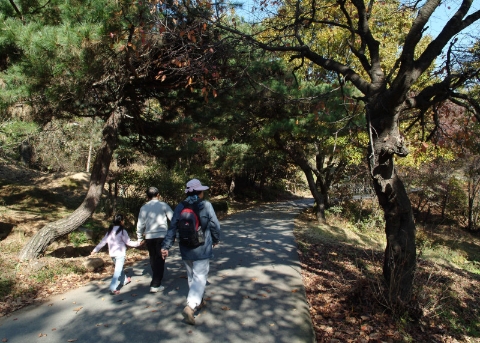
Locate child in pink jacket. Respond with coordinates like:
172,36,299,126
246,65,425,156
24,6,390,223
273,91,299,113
91,214,143,295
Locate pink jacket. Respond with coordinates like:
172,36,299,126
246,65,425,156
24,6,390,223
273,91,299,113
93,226,141,257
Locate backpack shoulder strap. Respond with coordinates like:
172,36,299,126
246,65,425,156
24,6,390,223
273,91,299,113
181,200,200,213
195,200,208,231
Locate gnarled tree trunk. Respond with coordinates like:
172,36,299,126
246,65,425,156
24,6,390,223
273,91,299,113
19,111,121,260
368,105,416,304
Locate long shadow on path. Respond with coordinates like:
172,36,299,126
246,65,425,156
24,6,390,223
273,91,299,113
0,198,315,343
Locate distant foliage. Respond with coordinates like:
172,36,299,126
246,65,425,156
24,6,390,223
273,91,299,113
445,177,468,222
398,157,470,227
32,118,103,172
0,119,38,162
102,160,210,218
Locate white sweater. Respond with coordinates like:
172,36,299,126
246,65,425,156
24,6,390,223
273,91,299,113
136,199,174,240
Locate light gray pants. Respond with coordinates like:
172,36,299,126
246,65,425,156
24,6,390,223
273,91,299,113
183,258,210,309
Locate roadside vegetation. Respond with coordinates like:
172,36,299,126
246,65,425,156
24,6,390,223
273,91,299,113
295,199,480,342
1,0,479,340
1,158,479,343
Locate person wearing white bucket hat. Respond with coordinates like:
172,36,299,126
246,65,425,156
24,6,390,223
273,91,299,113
184,178,209,193
161,178,220,325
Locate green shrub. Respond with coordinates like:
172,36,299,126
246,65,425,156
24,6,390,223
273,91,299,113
81,219,107,242
31,261,86,283
326,205,343,215
69,231,89,247
103,163,202,218
445,177,467,220
0,120,38,161
212,201,229,213
0,277,14,298
357,210,385,233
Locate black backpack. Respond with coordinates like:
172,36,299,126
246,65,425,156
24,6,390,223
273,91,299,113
177,201,205,248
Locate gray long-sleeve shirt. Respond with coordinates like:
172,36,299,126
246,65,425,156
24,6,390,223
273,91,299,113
136,199,174,240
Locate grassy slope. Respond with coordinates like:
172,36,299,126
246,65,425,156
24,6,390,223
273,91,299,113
295,209,480,343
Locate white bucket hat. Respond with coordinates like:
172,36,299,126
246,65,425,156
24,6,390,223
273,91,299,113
185,179,209,194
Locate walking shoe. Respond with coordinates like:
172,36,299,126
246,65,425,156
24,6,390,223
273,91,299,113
150,286,165,293
182,305,195,325
124,277,131,286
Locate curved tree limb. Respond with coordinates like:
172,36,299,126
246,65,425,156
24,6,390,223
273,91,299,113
18,110,122,260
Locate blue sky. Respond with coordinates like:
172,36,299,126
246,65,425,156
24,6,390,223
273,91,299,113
427,0,479,44
234,0,479,42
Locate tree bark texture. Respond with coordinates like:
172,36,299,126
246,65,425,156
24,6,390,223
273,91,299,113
368,106,416,304
19,111,121,260
304,167,326,225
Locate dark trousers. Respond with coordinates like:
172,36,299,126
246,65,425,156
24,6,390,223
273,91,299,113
146,238,165,287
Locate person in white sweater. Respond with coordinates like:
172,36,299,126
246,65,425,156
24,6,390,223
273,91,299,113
136,186,174,293
91,214,143,295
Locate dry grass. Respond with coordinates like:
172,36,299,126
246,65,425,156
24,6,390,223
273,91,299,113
295,208,480,342
0,162,148,316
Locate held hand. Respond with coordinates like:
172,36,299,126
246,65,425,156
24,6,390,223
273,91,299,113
161,249,169,260
139,240,145,246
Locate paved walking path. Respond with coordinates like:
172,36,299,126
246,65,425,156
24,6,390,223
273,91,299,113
0,198,316,343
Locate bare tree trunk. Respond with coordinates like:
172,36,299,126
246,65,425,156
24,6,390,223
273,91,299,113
86,140,93,172
19,111,121,260
303,167,326,224
468,196,475,231
273,134,326,223
368,107,416,304
113,181,118,216
379,174,416,304
86,118,96,172
316,177,331,210
467,175,480,231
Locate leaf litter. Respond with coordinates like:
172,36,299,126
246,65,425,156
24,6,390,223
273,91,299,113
295,211,480,343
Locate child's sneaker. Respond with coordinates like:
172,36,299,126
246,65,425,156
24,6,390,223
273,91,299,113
150,285,165,293
124,277,131,286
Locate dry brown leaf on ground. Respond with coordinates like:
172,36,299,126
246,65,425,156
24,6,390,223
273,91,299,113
73,307,83,313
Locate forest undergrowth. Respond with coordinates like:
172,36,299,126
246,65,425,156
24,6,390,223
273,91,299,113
295,209,480,343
